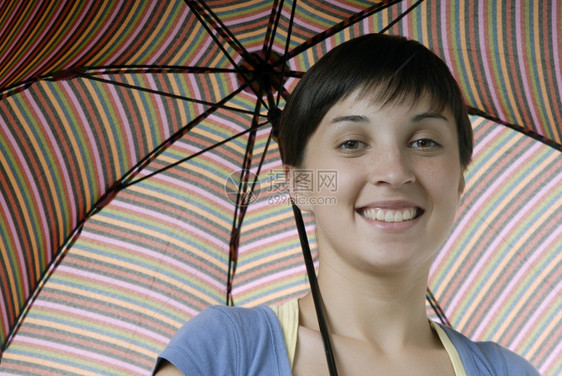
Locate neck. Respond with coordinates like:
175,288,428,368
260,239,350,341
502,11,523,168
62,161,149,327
300,258,434,349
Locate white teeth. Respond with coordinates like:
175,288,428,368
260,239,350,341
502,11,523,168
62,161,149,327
360,208,418,223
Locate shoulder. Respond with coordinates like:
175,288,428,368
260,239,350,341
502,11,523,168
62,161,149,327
155,305,291,375
438,324,540,375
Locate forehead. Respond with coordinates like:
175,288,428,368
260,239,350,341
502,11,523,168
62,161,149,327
323,89,453,123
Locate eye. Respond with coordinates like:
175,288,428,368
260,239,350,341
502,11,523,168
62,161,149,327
409,138,440,149
337,140,365,150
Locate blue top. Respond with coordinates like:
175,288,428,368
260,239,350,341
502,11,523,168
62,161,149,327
154,305,540,375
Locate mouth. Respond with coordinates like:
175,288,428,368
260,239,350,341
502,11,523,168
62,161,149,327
358,207,423,223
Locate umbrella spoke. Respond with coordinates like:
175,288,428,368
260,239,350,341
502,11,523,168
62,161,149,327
185,0,253,64
123,121,270,189
118,86,246,189
185,0,270,109
426,287,451,327
77,73,258,116
226,98,264,305
275,0,298,107
379,0,425,34
79,65,240,75
283,0,405,61
468,106,562,151
262,0,285,60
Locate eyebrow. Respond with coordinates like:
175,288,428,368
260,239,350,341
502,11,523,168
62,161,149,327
331,115,369,124
330,112,449,125
411,112,448,122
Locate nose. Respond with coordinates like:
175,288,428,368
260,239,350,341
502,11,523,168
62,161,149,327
368,147,415,187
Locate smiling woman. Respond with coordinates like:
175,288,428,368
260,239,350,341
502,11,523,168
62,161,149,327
153,34,540,376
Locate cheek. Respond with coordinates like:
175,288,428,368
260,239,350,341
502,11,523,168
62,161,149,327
419,161,463,201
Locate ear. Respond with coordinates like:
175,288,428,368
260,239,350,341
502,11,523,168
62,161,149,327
284,165,314,211
457,171,466,200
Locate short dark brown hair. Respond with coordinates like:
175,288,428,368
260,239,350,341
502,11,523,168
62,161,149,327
278,34,473,168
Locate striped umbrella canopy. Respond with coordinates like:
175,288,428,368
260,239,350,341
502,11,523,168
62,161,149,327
1,0,560,375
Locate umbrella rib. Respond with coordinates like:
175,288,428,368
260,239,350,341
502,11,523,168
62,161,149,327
186,0,252,63
77,73,259,117
184,0,270,109
426,287,451,327
0,220,87,353
226,99,263,305
79,65,240,75
275,0,298,106
226,94,277,305
468,106,562,151
292,203,339,375
122,120,270,189
116,86,245,191
379,0,425,34
0,81,34,100
282,0,405,62
262,0,285,60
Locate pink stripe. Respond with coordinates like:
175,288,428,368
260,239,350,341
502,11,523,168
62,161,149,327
0,3,26,56
514,1,541,133
175,140,244,167
110,199,228,249
477,1,505,119
189,36,215,65
0,127,29,292
107,80,137,164
552,0,562,98
400,1,408,36
292,10,325,34
12,103,52,255
472,121,504,154
172,142,241,171
79,231,226,291
240,230,299,252
62,81,106,191
63,3,118,68
108,2,158,59
17,3,105,84
0,3,42,85
439,2,454,84
540,340,562,375
480,173,556,255
232,264,307,295
510,282,562,349
146,74,171,142
14,335,148,374
327,0,363,12
432,125,503,270
0,120,44,296
35,289,170,343
147,6,188,64
472,225,560,339
222,9,270,26
187,73,206,115
31,85,78,219
447,143,549,310
145,172,234,209
0,270,10,335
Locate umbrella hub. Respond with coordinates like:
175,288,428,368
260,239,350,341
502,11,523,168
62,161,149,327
237,51,288,98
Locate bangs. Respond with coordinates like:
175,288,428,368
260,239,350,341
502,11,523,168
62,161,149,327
354,49,458,116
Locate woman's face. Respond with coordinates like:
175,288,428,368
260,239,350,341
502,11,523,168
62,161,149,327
289,91,465,276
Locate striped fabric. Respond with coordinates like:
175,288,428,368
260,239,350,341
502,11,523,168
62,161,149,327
1,1,560,375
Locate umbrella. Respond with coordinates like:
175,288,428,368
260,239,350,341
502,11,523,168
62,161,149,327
1,0,560,374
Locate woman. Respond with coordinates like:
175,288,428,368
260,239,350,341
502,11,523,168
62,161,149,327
154,34,539,375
